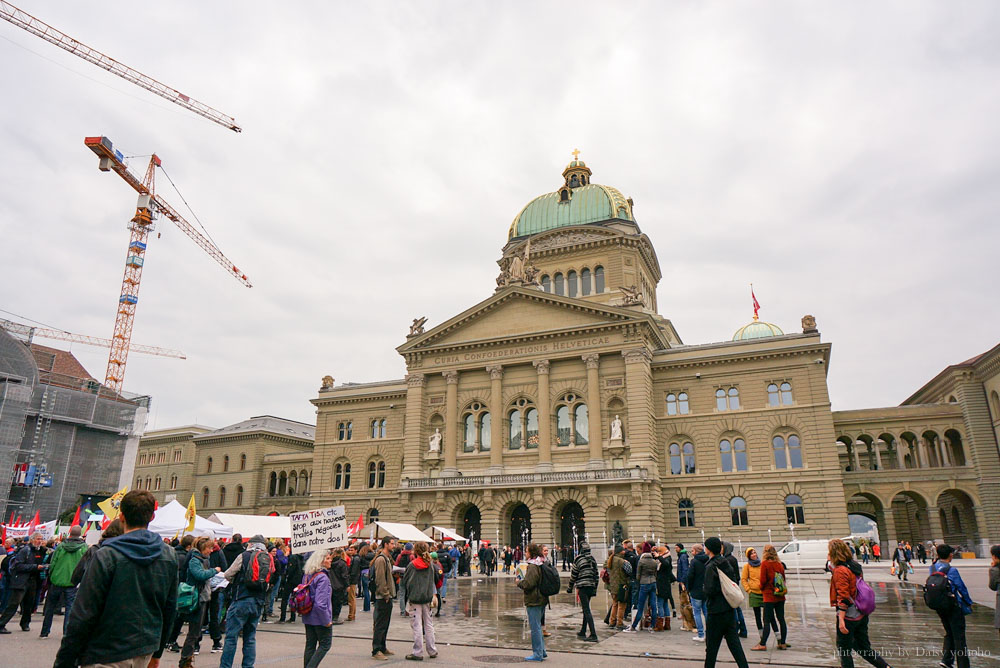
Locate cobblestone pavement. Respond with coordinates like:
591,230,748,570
9,568,999,667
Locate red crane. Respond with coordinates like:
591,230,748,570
84,136,251,392
0,1,241,132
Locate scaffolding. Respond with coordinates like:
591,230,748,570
0,325,149,521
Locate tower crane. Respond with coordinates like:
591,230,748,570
84,135,252,393
0,1,241,132
0,317,186,360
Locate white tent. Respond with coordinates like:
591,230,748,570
148,500,233,538
208,513,291,538
431,526,466,542
372,521,434,543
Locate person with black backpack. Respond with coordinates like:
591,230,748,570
926,544,973,668
516,543,554,662
219,534,274,668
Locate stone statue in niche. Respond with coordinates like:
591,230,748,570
428,428,442,452
409,317,427,336
612,520,624,545
320,375,335,391
610,415,623,440
508,253,525,281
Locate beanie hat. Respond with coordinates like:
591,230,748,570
704,536,723,555
675,543,684,550
404,542,413,551
249,534,267,546
641,541,652,554
430,552,438,559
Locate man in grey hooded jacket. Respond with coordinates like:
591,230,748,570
54,490,178,668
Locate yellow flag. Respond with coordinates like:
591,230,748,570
184,494,197,532
97,486,129,521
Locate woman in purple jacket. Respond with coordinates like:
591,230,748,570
302,549,334,668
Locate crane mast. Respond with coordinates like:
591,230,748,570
0,1,241,132
84,136,251,393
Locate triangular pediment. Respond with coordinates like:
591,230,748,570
397,287,667,354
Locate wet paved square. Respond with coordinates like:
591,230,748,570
265,571,999,665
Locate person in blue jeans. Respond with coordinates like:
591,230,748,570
930,544,974,668
220,534,270,668
624,542,659,632
687,543,709,641
516,543,549,662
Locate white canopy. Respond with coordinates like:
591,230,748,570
208,513,291,539
373,521,434,542
148,500,233,538
431,526,466,542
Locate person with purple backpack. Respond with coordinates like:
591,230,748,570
828,538,893,668
299,549,334,668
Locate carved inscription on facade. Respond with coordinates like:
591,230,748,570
429,335,616,366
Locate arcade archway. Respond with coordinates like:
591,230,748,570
558,501,585,549
462,505,482,542
509,503,531,547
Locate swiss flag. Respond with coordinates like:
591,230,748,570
347,514,364,537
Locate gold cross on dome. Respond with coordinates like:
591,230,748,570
571,148,580,160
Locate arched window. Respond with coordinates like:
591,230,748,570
683,441,695,473
202,487,210,507
541,275,551,292
174,449,182,463
669,443,682,475
768,382,794,406
346,421,353,440
574,404,588,445
368,508,379,524
170,475,177,490
667,392,691,416
463,413,476,452
567,270,578,297
785,494,804,524
380,419,387,438
219,486,226,507
268,471,277,497
369,461,384,489
479,412,491,451
730,497,749,526
136,477,142,489
300,470,309,495
236,485,244,507
678,499,695,527
554,272,564,296
720,439,746,472
335,463,344,490
206,457,213,473
508,409,522,449
278,471,287,496
774,434,803,469
371,420,379,439
289,471,298,495
343,464,351,489
525,408,539,449
154,476,161,491
580,268,591,295
338,422,346,440
145,477,151,490
556,405,571,445
594,266,605,293
223,455,229,472
240,453,246,470
378,461,386,488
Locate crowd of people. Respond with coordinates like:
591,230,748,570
0,498,997,668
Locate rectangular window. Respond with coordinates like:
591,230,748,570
173,450,181,463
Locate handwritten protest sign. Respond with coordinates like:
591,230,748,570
290,505,348,555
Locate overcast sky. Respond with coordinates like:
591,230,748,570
1,1,998,430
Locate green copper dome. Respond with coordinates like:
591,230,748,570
732,319,785,341
508,155,635,239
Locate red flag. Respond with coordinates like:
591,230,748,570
71,505,82,527
15,515,22,527
27,510,40,533
751,286,761,320
100,515,111,531
348,514,364,537
7,511,13,526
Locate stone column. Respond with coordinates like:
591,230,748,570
622,347,655,467
533,359,552,472
401,373,426,479
895,439,905,469
916,439,928,468
583,353,604,469
442,370,459,477
873,440,883,470
938,437,952,467
851,442,861,471
487,365,504,474
927,505,944,543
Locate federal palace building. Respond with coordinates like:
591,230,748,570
135,157,1000,557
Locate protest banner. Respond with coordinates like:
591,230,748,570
289,505,348,555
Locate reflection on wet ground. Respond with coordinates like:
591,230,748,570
267,574,1000,665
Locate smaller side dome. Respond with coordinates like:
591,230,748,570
732,319,784,341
